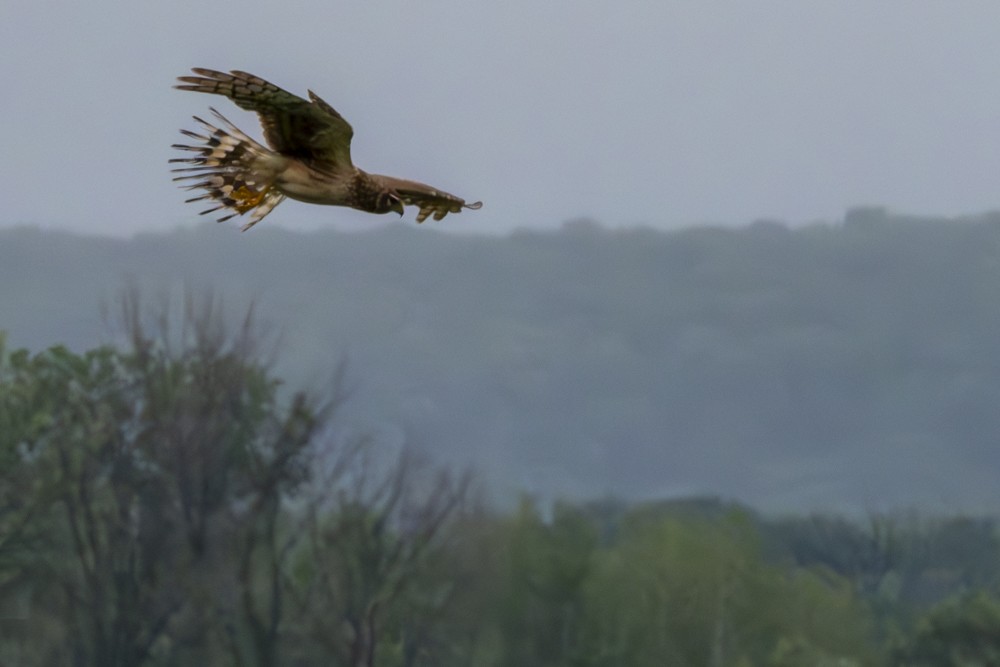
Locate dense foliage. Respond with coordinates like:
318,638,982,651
1,297,998,665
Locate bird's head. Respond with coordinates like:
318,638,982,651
376,192,405,217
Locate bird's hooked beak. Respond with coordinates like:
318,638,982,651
389,195,404,217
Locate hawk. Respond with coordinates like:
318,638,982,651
171,68,482,231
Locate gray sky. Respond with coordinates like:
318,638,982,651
3,1,1000,236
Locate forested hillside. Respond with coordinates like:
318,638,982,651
1,311,997,665
2,207,1000,510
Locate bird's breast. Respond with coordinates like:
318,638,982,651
275,162,352,206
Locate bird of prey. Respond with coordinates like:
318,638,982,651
171,68,482,231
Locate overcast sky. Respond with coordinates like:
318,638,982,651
3,1,1000,236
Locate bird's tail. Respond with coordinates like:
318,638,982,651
170,108,286,231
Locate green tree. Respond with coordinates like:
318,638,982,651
577,510,875,666
0,292,477,666
892,592,1000,666
492,499,597,667
0,294,325,666
285,447,474,667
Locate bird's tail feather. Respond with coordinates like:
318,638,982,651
170,108,286,231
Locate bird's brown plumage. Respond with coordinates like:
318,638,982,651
171,68,482,230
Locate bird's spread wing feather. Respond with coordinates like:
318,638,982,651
374,175,484,223
175,68,354,170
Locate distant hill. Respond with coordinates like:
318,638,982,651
4,209,1000,512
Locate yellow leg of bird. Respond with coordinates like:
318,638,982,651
232,185,269,213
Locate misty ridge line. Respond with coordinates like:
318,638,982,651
2,206,1000,512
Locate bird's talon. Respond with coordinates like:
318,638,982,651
232,185,267,213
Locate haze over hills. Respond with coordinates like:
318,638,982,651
3,208,1000,513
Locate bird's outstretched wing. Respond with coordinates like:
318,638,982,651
175,68,354,170
375,176,484,223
